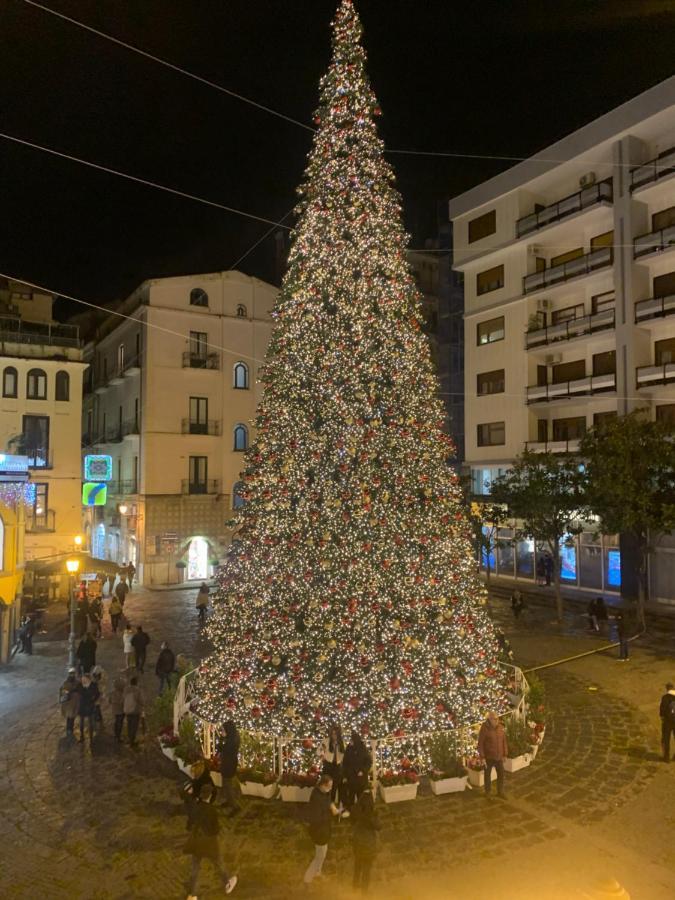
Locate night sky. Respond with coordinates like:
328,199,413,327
1,0,675,315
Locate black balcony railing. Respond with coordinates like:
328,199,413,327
630,147,675,191
516,180,613,238
182,478,220,495
0,316,80,348
636,362,675,388
181,418,221,435
524,439,582,453
634,225,675,258
122,419,140,437
106,480,138,495
635,292,675,323
526,308,615,349
523,246,613,294
25,447,53,469
26,509,56,532
182,351,220,370
526,372,616,403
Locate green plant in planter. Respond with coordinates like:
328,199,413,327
174,716,203,764
505,717,532,758
147,683,178,736
426,732,466,780
176,560,187,569
526,673,548,723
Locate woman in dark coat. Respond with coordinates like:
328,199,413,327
342,731,372,810
183,782,237,895
216,720,241,813
351,778,381,894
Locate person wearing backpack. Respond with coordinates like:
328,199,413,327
182,781,237,897
659,681,675,762
123,676,145,748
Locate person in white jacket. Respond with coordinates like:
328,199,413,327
122,624,134,669
321,725,347,811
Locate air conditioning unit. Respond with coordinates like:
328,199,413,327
537,298,552,312
527,244,543,256
579,171,596,188
544,353,562,365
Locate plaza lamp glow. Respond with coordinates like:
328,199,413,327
66,557,81,671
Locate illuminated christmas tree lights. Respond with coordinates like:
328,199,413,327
197,0,505,749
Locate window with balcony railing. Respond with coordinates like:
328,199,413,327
523,246,613,294
630,147,675,190
516,180,613,238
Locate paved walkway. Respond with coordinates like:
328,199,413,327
0,587,673,899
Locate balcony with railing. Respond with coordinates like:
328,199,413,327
26,509,56,532
181,418,221,435
524,439,581,453
25,447,53,469
106,479,138,495
182,351,220,370
636,362,675,388
104,420,139,443
634,224,675,259
0,316,80,348
526,372,616,404
182,478,221,495
525,308,615,349
630,147,675,191
523,246,613,295
516,180,613,239
635,292,675,323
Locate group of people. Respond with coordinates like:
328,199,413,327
59,665,145,747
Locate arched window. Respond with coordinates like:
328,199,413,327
0,515,4,571
232,481,246,509
2,366,17,398
26,368,47,400
55,371,70,402
236,304,247,317
233,424,248,452
233,362,249,390
190,288,209,307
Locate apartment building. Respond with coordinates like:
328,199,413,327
82,270,277,585
0,280,86,579
448,76,675,606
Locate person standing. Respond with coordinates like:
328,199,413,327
76,632,97,674
659,682,675,762
196,582,209,625
122,623,135,669
477,711,508,799
123,676,144,748
183,781,237,898
89,596,103,639
595,597,608,633
351,777,380,894
59,668,80,736
510,590,524,621
342,731,372,811
109,595,123,634
91,665,106,726
132,625,150,673
155,641,176,694
78,674,99,745
535,555,546,586
216,720,241,814
543,553,553,587
115,577,129,608
304,774,339,886
109,676,126,743
127,561,136,588
587,598,599,632
321,725,346,807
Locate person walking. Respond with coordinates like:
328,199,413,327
59,668,80,736
535,555,546,586
615,612,629,661
109,595,123,634
18,616,34,654
109,676,126,743
115,577,129,608
510,590,524,621
155,641,176,694
122,623,135,669
127,561,136,588
183,781,237,898
303,774,340,886
543,553,553,587
91,665,106,727
196,582,209,625
123,676,144,748
215,720,241,814
321,725,346,807
76,632,97,674
595,597,608,634
351,776,381,894
477,710,508,799
78,674,99,745
132,625,151,673
342,731,372,811
659,682,675,762
587,598,599,632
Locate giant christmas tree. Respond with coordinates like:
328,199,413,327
197,0,505,748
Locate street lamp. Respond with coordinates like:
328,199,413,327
118,503,128,515
66,557,81,670
74,534,83,548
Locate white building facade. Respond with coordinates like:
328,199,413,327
83,270,276,585
448,76,675,606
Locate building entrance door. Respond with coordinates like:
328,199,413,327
187,537,209,581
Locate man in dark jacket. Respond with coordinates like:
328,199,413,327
115,578,129,607
477,711,508,799
183,781,237,896
216,720,241,814
659,682,675,762
342,731,372,811
351,777,380,894
155,642,176,694
76,632,97,674
304,774,339,885
131,625,150,673
78,674,99,744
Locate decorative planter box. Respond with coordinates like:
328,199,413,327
429,775,468,796
240,780,278,799
279,785,314,803
466,768,497,788
378,782,419,804
160,745,176,762
504,753,531,773
177,760,200,778
211,771,223,787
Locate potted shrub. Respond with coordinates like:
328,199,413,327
427,732,468,795
504,718,532,773
279,770,319,802
464,755,497,788
173,717,204,777
378,768,419,804
238,766,279,799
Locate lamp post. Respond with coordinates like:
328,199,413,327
66,557,81,670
